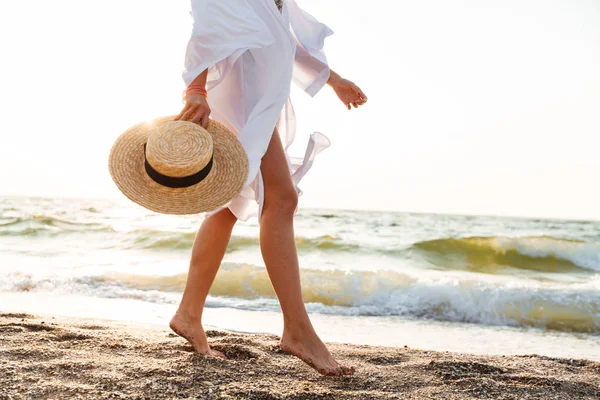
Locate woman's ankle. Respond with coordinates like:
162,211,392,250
173,306,203,322
283,316,316,337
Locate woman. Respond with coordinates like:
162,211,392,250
170,0,367,376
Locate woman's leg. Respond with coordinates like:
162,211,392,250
169,207,238,357
260,131,355,376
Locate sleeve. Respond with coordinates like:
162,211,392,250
182,0,275,88
288,0,334,97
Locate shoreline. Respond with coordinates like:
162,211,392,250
1,313,599,399
2,292,599,363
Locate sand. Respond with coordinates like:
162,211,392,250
1,313,599,399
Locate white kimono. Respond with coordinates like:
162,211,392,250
182,0,333,221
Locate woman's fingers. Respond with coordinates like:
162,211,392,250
344,85,367,110
189,109,204,124
174,103,191,121
335,79,367,110
180,107,197,122
175,101,212,128
354,87,368,103
200,114,210,129
358,89,368,101
355,89,368,107
351,84,368,105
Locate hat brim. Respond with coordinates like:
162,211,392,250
109,116,249,215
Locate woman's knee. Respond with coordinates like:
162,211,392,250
264,185,298,216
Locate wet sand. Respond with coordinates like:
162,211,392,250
1,313,599,399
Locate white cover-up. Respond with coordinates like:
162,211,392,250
182,0,333,221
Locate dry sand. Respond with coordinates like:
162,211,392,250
1,313,599,399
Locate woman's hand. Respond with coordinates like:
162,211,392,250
174,94,211,129
328,70,368,110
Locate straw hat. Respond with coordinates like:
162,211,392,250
109,116,248,215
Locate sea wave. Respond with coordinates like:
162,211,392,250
2,215,599,275
412,236,600,273
2,264,598,334
0,215,111,236
0,215,358,252
128,231,358,252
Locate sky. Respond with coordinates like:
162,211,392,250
0,0,599,220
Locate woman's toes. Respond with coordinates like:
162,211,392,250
341,365,356,375
209,349,227,359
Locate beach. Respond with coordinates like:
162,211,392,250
1,312,599,399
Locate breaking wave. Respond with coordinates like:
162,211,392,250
412,236,600,273
3,264,598,334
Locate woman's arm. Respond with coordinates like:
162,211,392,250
187,70,208,89
286,1,367,111
327,69,368,110
177,0,276,128
175,70,211,128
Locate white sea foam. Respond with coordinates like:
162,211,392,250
2,266,598,334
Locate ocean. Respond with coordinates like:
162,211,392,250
1,196,599,360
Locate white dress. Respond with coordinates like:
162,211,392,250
182,0,333,221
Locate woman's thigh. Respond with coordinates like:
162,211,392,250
260,130,297,207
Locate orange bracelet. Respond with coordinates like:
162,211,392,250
183,85,208,99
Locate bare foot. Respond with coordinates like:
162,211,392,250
280,329,355,376
169,312,225,359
